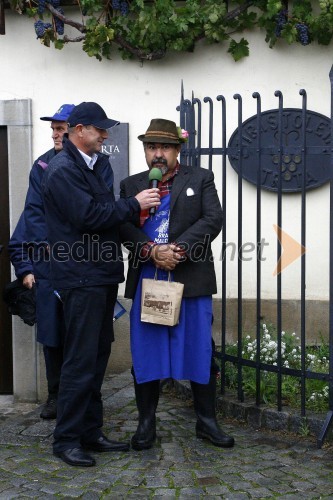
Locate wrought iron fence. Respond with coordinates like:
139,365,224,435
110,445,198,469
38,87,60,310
178,67,333,448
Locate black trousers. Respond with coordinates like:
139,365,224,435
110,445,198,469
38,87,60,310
43,345,63,399
53,284,118,453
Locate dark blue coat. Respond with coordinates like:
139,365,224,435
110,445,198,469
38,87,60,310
9,149,62,346
42,138,140,290
9,148,57,280
8,213,33,279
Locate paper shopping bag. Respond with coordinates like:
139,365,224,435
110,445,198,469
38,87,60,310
141,272,184,326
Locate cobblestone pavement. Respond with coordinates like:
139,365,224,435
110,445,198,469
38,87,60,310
0,370,332,499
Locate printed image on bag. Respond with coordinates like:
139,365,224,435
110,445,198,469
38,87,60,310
141,272,184,326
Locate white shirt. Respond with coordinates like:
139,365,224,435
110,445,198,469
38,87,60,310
78,149,98,170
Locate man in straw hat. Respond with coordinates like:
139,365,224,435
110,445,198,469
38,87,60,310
120,118,235,451
42,102,160,467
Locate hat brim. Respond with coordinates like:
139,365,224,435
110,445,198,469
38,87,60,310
138,134,181,144
40,115,69,121
92,119,120,129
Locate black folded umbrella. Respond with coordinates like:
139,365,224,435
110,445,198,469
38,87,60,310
3,279,36,326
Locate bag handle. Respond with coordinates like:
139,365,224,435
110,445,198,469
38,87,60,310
154,269,172,282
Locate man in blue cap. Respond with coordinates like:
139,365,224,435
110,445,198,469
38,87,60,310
42,102,160,467
8,104,75,419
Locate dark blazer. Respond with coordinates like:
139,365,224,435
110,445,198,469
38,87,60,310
42,138,140,290
120,164,223,298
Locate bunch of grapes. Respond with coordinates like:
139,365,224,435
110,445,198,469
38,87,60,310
120,1,129,15
112,0,128,15
54,7,64,35
275,9,288,38
37,0,61,14
34,20,52,38
296,23,310,46
37,0,47,15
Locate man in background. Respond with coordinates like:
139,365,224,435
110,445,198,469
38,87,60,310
8,104,75,419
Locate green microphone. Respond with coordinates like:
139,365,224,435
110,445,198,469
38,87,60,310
148,167,162,216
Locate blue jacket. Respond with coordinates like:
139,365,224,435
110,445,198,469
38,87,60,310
24,149,56,249
9,148,60,346
8,213,33,279
42,137,140,290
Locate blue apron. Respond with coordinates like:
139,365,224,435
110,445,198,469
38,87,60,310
130,193,212,384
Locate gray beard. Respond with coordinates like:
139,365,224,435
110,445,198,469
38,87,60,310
158,165,168,175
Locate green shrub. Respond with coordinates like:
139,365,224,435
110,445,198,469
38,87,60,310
222,323,329,412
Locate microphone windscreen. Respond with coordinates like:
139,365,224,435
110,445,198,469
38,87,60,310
149,167,163,182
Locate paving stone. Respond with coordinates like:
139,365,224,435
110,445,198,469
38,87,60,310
145,475,170,488
153,489,177,497
178,486,205,496
289,480,317,491
247,487,275,498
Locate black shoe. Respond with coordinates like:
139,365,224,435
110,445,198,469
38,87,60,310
40,398,57,419
54,447,96,467
82,435,130,452
196,420,235,448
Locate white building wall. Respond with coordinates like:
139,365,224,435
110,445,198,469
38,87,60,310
1,10,332,303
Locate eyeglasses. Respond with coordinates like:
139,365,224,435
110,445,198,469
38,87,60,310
145,144,175,152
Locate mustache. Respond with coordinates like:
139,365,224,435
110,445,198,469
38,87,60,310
152,158,167,166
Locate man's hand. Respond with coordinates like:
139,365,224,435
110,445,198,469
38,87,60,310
135,188,160,211
150,244,184,271
23,273,35,289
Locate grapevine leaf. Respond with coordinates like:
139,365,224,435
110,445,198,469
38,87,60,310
227,38,249,61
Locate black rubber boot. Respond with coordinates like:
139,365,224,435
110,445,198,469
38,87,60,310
191,373,235,448
131,378,160,451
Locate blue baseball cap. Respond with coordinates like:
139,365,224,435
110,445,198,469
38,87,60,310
67,102,119,129
40,104,76,122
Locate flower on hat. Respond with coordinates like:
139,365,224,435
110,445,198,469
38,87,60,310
177,127,189,143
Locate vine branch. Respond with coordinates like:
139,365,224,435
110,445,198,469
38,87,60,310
7,1,331,63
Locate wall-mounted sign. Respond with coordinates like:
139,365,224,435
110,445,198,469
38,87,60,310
228,109,331,193
102,123,129,199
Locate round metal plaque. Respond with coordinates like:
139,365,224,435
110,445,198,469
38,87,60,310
228,108,331,193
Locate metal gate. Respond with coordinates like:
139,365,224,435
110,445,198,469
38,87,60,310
178,68,333,448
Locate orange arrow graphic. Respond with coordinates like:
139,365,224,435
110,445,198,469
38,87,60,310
273,225,306,276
